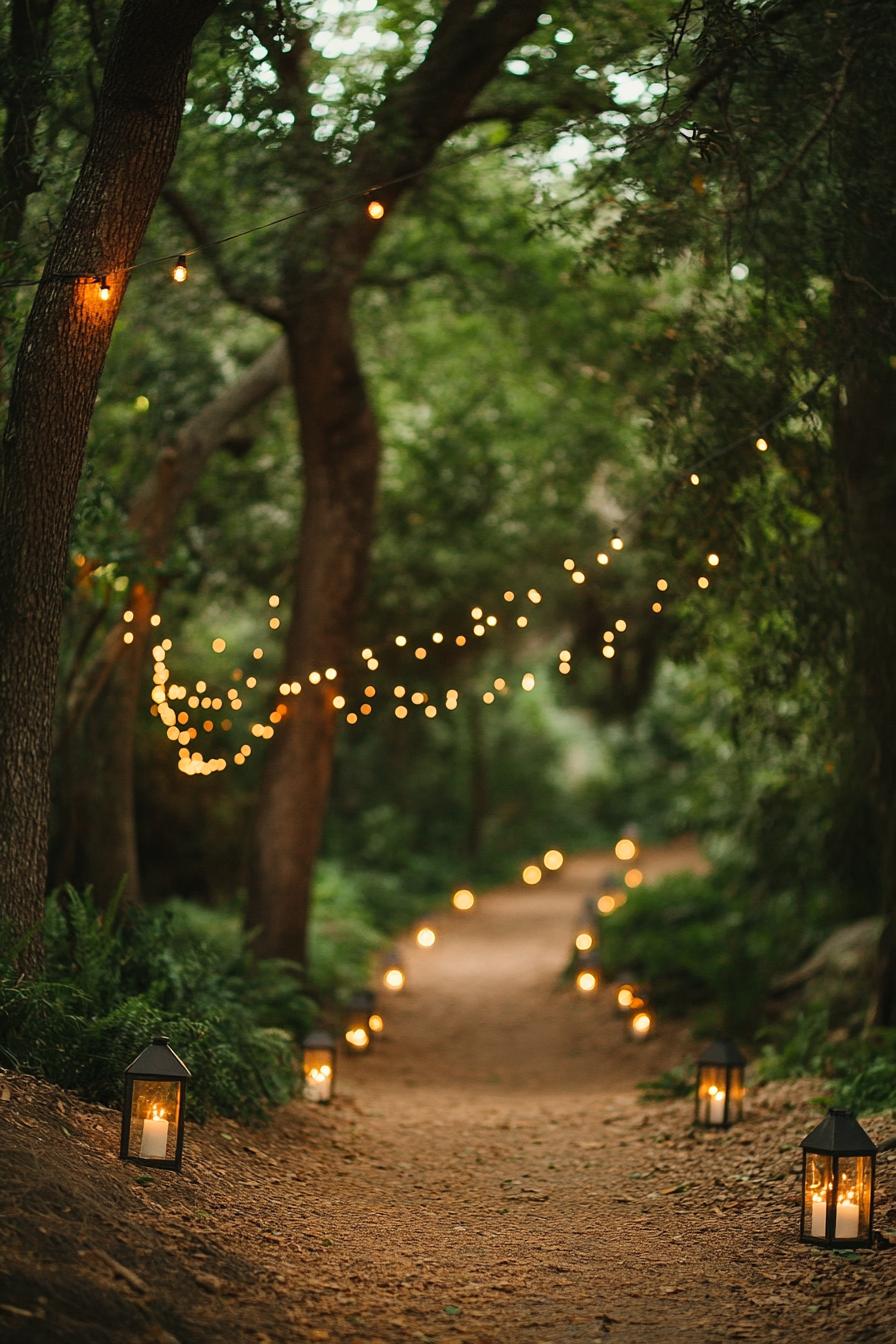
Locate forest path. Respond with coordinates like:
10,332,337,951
223,837,889,1344
5,839,893,1344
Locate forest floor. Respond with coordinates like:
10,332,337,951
2,838,896,1344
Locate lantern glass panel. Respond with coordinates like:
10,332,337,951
126,1080,182,1163
729,1066,746,1121
303,1049,334,1102
802,1154,873,1243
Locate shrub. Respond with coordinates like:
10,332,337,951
0,887,313,1122
757,1009,896,1116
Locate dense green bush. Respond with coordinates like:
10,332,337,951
757,1009,896,1117
0,888,314,1121
600,867,845,1037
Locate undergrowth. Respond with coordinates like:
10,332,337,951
0,887,313,1122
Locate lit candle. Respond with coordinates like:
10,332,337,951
139,1106,169,1159
835,1195,859,1240
810,1194,828,1238
708,1086,726,1125
304,1065,332,1103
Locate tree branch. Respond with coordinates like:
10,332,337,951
161,184,284,320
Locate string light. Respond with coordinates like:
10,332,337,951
756,437,769,452
98,276,110,301
140,377,826,777
172,255,188,283
366,199,385,220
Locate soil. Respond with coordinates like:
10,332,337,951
2,838,895,1343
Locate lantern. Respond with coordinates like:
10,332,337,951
695,1039,746,1128
627,996,654,1040
574,919,599,954
344,994,372,1053
800,1109,876,1248
614,824,640,863
614,978,636,1014
382,948,406,992
120,1036,190,1171
302,1028,336,1103
575,952,601,994
415,922,437,948
595,873,623,915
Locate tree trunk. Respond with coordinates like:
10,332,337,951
0,0,215,969
1,0,59,254
831,14,896,1026
246,296,380,965
834,348,896,1027
245,0,547,966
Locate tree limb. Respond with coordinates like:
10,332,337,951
161,184,284,320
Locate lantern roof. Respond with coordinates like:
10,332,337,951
303,1027,336,1050
124,1035,191,1079
698,1038,746,1068
801,1108,876,1155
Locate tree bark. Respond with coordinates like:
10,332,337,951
0,0,215,969
834,344,896,1028
246,295,380,962
246,0,546,966
831,10,896,1027
1,0,59,253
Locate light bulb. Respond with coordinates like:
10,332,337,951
172,255,188,283
98,276,110,301
367,199,385,220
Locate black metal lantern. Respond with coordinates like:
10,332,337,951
695,1039,746,1128
120,1036,190,1171
800,1109,876,1248
595,872,624,916
613,975,636,1015
344,993,373,1053
575,951,601,994
382,947,406,993
627,993,654,1040
302,1028,336,1103
573,918,599,955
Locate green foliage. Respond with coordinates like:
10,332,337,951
600,868,840,1037
637,1064,694,1103
0,888,313,1121
757,1010,896,1117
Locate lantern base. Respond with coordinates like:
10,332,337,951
800,1231,874,1250
120,1151,183,1173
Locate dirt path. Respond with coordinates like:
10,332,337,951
3,840,895,1343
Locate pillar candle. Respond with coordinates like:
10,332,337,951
835,1198,859,1240
139,1112,169,1159
708,1089,726,1125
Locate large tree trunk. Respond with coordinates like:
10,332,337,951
246,295,380,964
831,12,896,1026
1,0,59,254
245,0,547,966
0,0,215,969
835,345,896,1028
